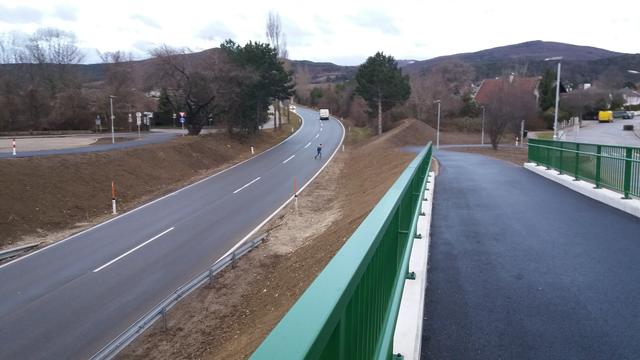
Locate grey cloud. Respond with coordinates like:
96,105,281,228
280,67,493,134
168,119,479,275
349,10,400,35
0,5,43,24
313,15,334,35
131,14,161,29
132,40,157,54
54,5,77,22
282,19,314,47
197,22,234,41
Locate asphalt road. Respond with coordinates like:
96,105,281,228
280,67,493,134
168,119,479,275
422,151,640,359
0,132,177,158
0,107,343,359
561,117,640,146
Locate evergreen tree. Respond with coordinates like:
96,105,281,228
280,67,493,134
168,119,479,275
156,87,173,126
221,40,294,134
355,52,411,135
538,68,556,111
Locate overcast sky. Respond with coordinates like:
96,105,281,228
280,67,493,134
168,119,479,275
0,0,637,65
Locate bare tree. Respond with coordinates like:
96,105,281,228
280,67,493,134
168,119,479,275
407,60,474,126
266,12,285,58
149,45,241,135
483,77,537,149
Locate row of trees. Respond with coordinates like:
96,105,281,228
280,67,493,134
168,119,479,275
149,40,293,136
0,28,155,132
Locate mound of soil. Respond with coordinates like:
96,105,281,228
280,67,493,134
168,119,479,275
118,119,432,359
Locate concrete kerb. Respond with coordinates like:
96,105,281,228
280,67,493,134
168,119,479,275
524,163,640,218
393,171,436,360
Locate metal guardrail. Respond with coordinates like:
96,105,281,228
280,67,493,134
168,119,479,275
528,138,640,199
91,234,266,360
0,243,40,261
251,143,433,360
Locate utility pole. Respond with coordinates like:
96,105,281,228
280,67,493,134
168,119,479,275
435,100,441,149
481,105,485,146
544,57,563,140
109,95,116,144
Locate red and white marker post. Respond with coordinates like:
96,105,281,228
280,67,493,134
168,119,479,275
111,180,117,215
12,138,16,156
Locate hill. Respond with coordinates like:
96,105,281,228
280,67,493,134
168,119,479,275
403,40,640,84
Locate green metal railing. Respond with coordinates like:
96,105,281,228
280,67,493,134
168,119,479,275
528,138,640,199
251,143,433,360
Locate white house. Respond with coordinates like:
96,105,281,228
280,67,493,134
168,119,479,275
621,89,640,106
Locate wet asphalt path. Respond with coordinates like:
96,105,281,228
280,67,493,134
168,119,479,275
422,150,640,359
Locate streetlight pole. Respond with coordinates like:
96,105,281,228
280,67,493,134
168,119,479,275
109,95,116,144
481,105,485,145
435,100,441,150
545,57,563,140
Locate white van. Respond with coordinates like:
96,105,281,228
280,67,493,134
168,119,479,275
319,109,330,120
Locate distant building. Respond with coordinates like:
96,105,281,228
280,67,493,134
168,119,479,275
620,88,640,106
474,75,541,105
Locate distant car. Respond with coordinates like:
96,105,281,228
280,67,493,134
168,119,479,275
598,111,613,123
623,111,634,119
319,108,330,120
613,110,628,119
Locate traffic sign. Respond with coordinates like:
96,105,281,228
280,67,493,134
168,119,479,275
136,112,142,126
180,117,185,124
95,115,101,125
128,113,132,123
179,112,186,118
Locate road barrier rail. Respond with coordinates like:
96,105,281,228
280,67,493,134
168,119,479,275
528,138,640,199
91,234,266,360
251,143,433,360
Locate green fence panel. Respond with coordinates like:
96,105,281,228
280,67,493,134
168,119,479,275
528,138,640,198
251,143,433,360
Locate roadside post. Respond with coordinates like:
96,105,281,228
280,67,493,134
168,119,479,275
136,112,142,139
128,113,132,132
294,177,298,214
251,146,254,155
179,112,186,136
12,138,16,156
172,113,177,128
520,120,525,147
111,180,117,215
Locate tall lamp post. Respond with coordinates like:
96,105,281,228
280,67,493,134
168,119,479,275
544,56,563,140
481,105,485,145
435,100,441,149
109,95,116,144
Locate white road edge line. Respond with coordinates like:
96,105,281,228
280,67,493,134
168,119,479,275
282,155,295,164
216,110,345,263
233,177,261,194
93,227,174,273
304,142,311,148
0,114,306,271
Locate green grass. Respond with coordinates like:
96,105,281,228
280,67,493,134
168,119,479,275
533,131,554,140
345,125,373,145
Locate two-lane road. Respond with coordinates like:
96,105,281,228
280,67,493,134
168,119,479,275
0,107,343,359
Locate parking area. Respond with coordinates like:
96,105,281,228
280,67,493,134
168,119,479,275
562,115,640,146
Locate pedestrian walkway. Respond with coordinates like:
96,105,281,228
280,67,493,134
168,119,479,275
422,150,640,359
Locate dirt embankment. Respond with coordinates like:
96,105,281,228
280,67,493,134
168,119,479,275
0,125,296,250
119,119,433,359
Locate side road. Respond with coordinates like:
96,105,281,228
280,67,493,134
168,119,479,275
423,150,640,359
